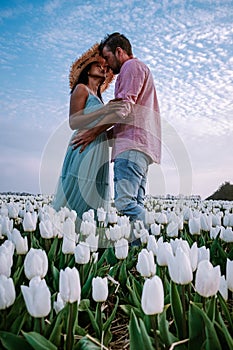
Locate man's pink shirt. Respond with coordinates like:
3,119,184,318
112,58,161,164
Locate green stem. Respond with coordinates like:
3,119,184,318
66,302,74,350
150,314,159,350
181,285,187,339
33,317,40,333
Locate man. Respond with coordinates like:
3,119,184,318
72,33,161,225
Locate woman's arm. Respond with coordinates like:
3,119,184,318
69,84,106,130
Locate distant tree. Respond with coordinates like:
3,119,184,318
206,181,233,201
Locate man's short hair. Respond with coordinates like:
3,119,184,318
99,32,133,56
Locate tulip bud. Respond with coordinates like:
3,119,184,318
11,228,28,255
74,242,91,264
24,248,48,280
92,276,108,302
195,260,220,297
115,238,129,259
0,275,16,309
21,276,51,317
136,249,156,277
59,267,81,304
141,275,164,315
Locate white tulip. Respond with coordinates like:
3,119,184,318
85,234,99,252
141,275,164,315
166,221,178,238
39,219,54,239
21,276,51,317
59,267,81,304
197,246,210,265
23,211,37,232
0,240,14,277
24,248,48,280
189,217,200,235
107,210,118,224
220,227,233,243
74,242,91,264
226,258,233,292
195,260,220,298
11,228,28,255
80,220,96,236
115,238,128,259
0,275,16,309
92,276,108,302
97,207,106,222
109,224,122,241
156,240,173,267
150,223,161,236
62,217,76,254
147,235,158,255
200,213,211,231
54,293,66,314
219,275,228,301
136,249,156,277
210,226,221,239
168,247,193,285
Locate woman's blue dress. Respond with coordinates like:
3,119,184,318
52,92,110,228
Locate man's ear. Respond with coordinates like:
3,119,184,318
115,46,122,58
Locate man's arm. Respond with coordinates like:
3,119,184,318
71,123,114,152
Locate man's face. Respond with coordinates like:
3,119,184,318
102,46,121,74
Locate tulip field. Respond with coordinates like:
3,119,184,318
0,194,233,350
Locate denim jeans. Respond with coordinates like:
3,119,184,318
113,150,150,222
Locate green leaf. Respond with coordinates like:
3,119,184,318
103,296,119,332
217,293,233,332
170,281,183,339
214,312,233,350
75,336,101,350
120,304,142,318
158,307,179,347
139,318,155,350
189,302,222,350
22,331,57,350
48,237,59,262
129,310,144,350
188,302,205,350
206,296,216,321
0,331,33,350
118,260,127,286
86,307,100,339
9,311,27,335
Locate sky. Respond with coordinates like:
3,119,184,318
0,0,232,199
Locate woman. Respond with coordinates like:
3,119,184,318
52,44,114,229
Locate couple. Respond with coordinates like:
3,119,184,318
53,33,161,231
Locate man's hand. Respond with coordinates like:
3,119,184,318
70,129,97,153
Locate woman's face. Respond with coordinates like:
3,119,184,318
89,59,107,79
